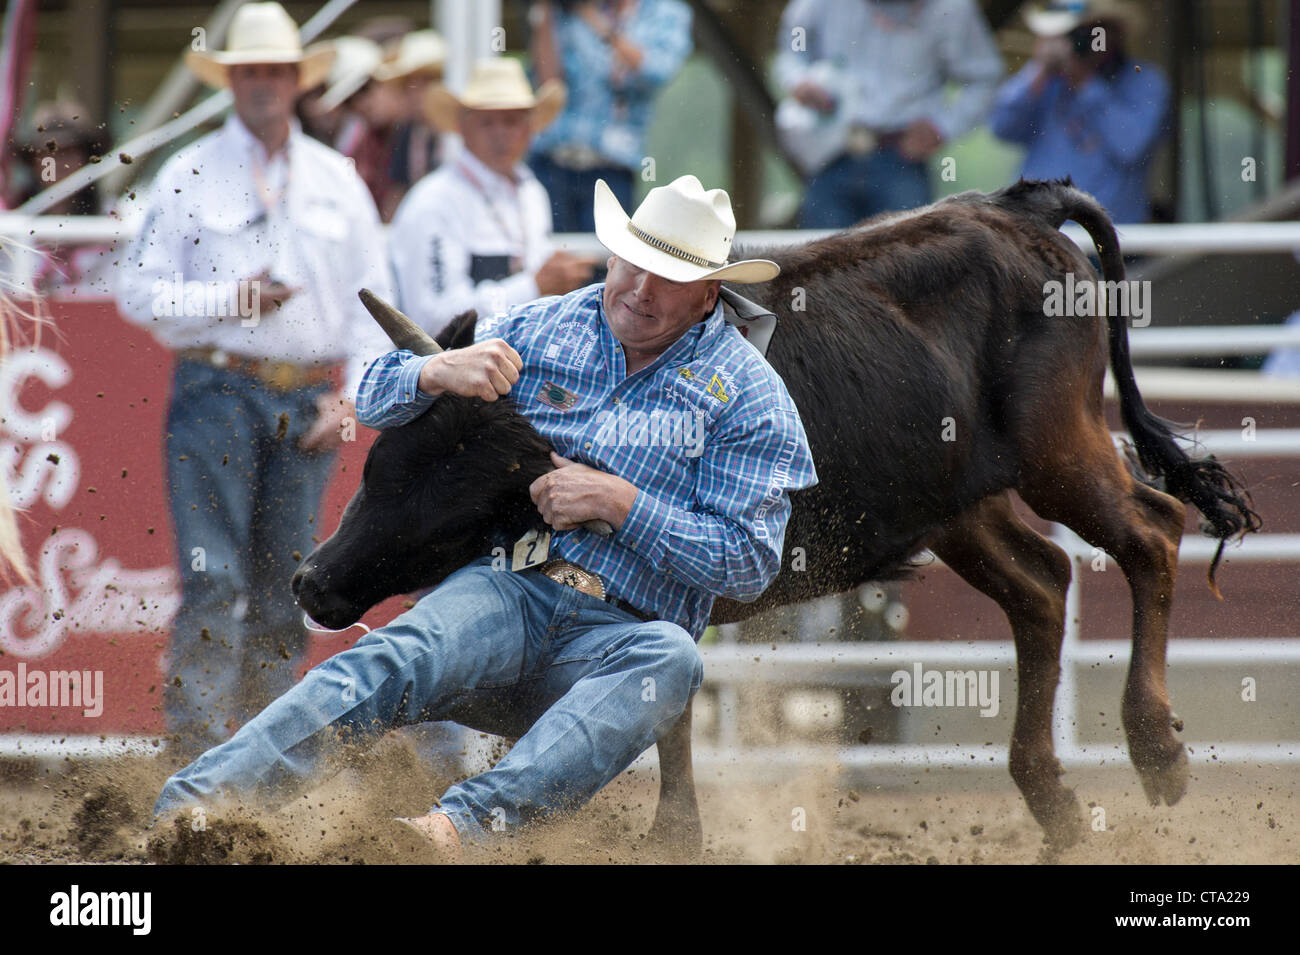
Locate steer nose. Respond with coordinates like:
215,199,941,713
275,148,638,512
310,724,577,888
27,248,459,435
291,562,362,631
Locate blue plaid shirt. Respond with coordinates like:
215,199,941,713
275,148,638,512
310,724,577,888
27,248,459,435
530,0,694,170
355,284,818,638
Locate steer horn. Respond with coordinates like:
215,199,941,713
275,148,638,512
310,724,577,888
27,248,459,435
359,288,442,356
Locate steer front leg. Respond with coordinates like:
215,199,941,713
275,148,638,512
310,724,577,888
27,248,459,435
647,700,702,859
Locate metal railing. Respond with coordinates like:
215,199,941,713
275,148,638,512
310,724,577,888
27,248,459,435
1,218,1298,768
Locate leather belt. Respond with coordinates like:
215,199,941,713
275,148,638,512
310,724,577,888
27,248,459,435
535,559,655,623
844,125,906,157
548,144,610,172
178,347,335,392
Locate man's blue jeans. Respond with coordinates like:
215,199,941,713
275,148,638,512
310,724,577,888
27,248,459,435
154,557,704,844
798,145,932,229
164,359,336,753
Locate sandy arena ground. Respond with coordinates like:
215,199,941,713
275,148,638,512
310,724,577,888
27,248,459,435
0,736,1295,864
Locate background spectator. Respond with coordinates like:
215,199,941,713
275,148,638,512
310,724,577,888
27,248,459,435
773,0,1003,228
528,0,693,233
390,58,596,336
374,30,448,221
114,2,393,760
989,0,1170,223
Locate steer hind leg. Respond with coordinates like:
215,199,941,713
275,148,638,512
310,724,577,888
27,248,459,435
647,701,702,859
1019,421,1190,808
931,493,1083,847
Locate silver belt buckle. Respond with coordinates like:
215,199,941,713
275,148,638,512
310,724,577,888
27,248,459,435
845,125,878,157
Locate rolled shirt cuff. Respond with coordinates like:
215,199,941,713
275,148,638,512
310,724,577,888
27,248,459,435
615,487,672,566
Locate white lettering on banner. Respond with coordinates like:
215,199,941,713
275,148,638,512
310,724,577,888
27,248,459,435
0,345,181,660
0,347,74,442
0,529,179,659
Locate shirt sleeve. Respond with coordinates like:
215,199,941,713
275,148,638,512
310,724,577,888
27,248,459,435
355,348,439,430
929,0,1005,141
614,403,819,601
1069,67,1171,168
616,0,694,92
772,0,824,94
115,163,243,333
989,60,1051,145
391,187,541,337
340,165,400,404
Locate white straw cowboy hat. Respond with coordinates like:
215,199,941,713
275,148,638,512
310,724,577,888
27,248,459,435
185,2,335,91
424,58,564,134
594,175,780,284
374,30,447,83
1024,0,1144,37
314,36,383,111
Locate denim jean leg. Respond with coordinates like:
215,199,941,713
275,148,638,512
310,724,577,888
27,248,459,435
153,558,547,817
163,362,258,752
238,381,337,723
437,587,703,844
799,154,866,229
863,144,931,216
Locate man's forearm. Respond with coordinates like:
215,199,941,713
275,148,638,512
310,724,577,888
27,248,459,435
615,488,782,601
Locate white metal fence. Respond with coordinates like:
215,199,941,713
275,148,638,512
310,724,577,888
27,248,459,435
0,219,1298,769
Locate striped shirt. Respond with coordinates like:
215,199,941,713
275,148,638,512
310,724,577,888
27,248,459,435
355,283,819,638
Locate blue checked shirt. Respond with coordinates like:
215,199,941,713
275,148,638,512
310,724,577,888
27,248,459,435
530,0,694,170
355,284,819,638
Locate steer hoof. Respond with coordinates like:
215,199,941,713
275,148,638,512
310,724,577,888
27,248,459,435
1033,787,1086,850
1136,742,1189,807
646,808,703,862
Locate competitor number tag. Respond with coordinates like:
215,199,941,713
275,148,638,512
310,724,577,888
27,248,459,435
511,528,552,571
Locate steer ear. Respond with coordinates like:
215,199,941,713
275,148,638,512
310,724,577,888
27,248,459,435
358,289,443,356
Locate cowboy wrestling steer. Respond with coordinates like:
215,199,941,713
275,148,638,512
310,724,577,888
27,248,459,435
294,177,1259,853
155,174,815,859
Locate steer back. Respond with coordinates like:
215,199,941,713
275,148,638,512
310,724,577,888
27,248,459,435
710,176,1257,621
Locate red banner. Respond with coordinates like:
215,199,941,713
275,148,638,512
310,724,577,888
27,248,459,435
0,299,406,738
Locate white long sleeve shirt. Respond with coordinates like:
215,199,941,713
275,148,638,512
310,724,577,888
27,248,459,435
115,114,395,401
773,0,1004,142
388,148,555,336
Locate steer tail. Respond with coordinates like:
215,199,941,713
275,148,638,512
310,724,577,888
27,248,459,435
1002,178,1262,596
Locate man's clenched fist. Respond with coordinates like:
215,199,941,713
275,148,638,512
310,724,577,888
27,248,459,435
417,338,523,402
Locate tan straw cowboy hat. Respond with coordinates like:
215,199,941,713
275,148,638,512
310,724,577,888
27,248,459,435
424,58,564,133
314,36,384,111
374,30,447,83
186,2,335,91
594,175,780,284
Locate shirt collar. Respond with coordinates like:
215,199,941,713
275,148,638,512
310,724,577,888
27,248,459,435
456,145,534,192
223,112,302,164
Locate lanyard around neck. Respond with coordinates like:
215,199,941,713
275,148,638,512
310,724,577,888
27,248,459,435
457,158,529,255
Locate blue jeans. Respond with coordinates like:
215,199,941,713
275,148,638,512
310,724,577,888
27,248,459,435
798,146,932,229
164,359,336,754
154,557,703,844
529,153,634,234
